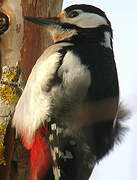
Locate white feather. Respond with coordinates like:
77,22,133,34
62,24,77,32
12,42,91,143
13,46,62,143
63,11,108,28
101,32,112,49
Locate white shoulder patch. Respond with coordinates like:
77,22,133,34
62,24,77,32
56,51,91,107
12,46,91,144
59,51,91,94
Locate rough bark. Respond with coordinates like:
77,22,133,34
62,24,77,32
0,0,63,179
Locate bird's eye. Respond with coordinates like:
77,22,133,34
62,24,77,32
67,11,79,18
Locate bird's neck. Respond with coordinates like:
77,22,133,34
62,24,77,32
73,25,112,45
55,25,113,47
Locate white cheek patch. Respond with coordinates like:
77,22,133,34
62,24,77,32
66,13,108,28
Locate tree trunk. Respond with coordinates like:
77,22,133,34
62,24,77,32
0,0,63,179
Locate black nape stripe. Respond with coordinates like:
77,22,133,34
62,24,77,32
55,24,113,45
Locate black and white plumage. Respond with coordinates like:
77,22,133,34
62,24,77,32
12,4,126,180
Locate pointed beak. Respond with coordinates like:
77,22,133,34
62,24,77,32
24,16,61,27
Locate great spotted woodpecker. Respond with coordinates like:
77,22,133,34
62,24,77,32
13,4,127,180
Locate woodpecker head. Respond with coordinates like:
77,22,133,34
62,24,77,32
25,4,112,45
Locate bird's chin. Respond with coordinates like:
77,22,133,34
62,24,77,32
50,28,77,43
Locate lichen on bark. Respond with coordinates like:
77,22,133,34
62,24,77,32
0,66,22,165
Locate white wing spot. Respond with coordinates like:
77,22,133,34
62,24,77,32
52,166,61,180
49,134,54,142
65,150,73,159
61,150,73,160
51,123,57,131
56,127,63,135
54,147,59,154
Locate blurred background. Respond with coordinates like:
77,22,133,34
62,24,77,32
63,0,137,179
